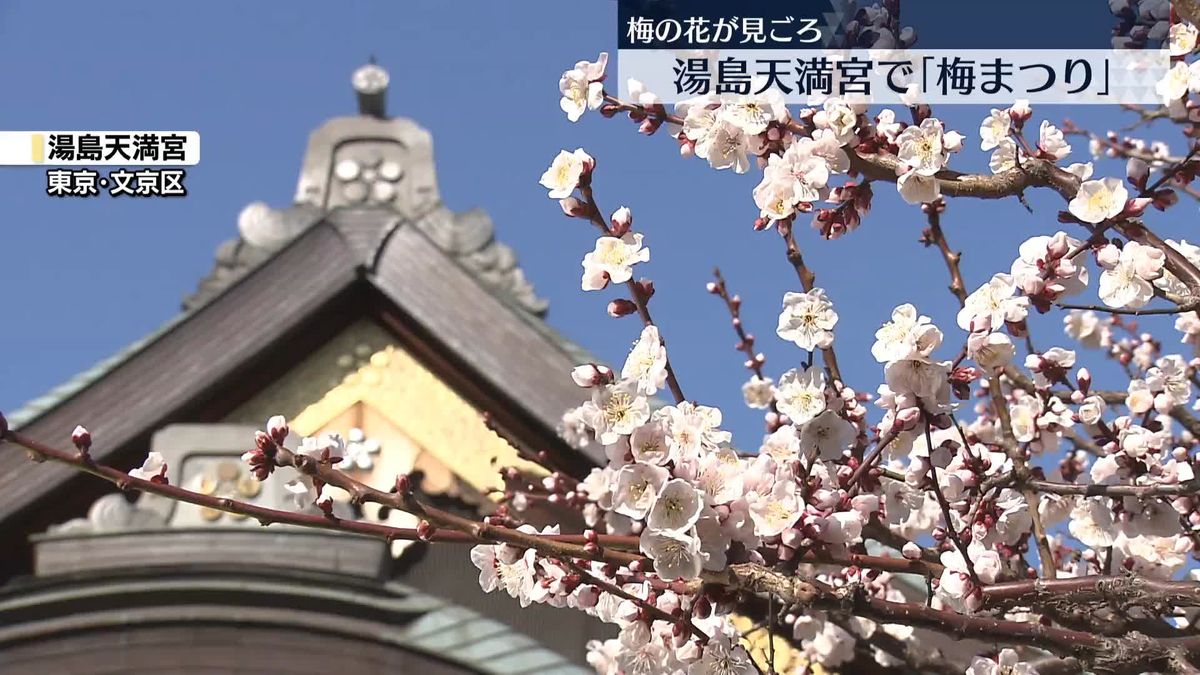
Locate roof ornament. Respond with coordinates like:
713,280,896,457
352,56,389,119
182,59,549,315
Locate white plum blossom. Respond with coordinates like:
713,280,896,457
1147,354,1192,408
539,148,593,199
741,375,774,409
581,233,650,290
1068,177,1127,224
748,479,800,536
1064,309,1112,349
1097,241,1165,309
896,117,960,176
129,451,167,482
581,379,651,445
1156,60,1197,102
775,366,828,425
1171,21,1199,56
753,139,834,221
893,117,963,204
760,425,801,461
629,419,671,465
968,330,1016,369
687,633,756,675
1037,120,1071,160
1010,232,1089,300
611,462,669,520
776,288,837,351
662,401,732,459
694,452,745,505
978,108,1011,151
639,528,703,580
871,303,942,363
987,138,1024,174
799,410,856,461
812,98,861,145
646,478,704,532
957,273,1030,331
966,649,1037,675
558,53,607,122
1154,239,1200,297
720,89,788,135
896,170,941,204
622,325,668,395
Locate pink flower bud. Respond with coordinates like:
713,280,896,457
610,206,633,236
71,425,92,453
607,299,638,317
896,406,922,430
902,541,922,560
266,415,289,445
571,364,605,387
1121,197,1153,218
417,519,437,541
560,197,587,218
1008,99,1032,123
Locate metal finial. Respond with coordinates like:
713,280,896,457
352,61,389,119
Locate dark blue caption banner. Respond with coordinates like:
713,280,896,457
617,0,1145,51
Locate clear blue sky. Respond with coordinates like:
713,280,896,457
0,1,1188,445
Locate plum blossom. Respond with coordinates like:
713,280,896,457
611,462,669,520
893,117,963,204
1010,232,1089,302
896,117,961,176
775,365,828,425
748,479,800,536
988,138,1024,174
1067,177,1127,224
1097,241,1164,309
1171,21,1199,56
558,53,607,122
799,410,856,461
1156,60,1198,102
581,233,650,290
687,633,756,675
1154,239,1200,296
1064,309,1112,349
1024,347,1076,388
639,528,703,579
581,379,651,444
897,170,941,204
539,148,593,199
957,273,1030,332
968,330,1015,369
662,401,732,459
776,288,837,351
871,303,942,363
740,375,774,409
129,451,168,483
622,325,668,395
1147,354,1192,409
978,108,1011,151
720,89,788,136
966,649,1037,675
753,139,833,221
812,98,862,146
646,478,704,532
760,425,800,460
1037,120,1071,160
